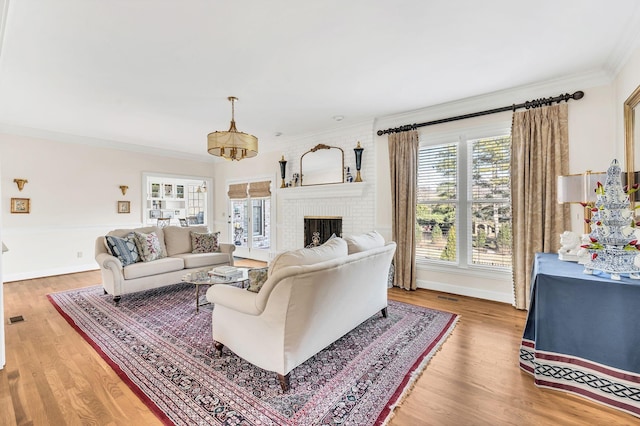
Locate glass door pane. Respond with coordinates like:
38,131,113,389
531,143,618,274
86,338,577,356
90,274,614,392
251,198,271,250
231,199,248,248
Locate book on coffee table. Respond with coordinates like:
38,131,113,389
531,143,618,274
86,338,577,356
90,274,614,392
211,265,243,279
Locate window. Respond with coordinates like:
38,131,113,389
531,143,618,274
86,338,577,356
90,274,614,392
416,133,512,269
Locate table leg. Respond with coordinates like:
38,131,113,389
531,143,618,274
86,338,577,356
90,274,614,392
195,284,200,313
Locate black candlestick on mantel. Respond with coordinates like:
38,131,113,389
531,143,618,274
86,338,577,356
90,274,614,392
279,155,287,188
354,142,364,182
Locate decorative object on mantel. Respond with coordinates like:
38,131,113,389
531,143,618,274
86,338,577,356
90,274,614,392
354,141,364,182
558,230,581,261
345,166,354,182
207,96,258,161
13,178,28,191
10,197,30,214
581,159,640,280
119,185,128,196
279,155,287,188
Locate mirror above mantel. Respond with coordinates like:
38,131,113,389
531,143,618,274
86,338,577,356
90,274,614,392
624,84,640,206
300,144,344,186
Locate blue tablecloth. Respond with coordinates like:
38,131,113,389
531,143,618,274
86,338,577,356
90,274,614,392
520,253,640,417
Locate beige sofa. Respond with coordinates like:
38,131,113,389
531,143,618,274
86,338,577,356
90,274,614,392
95,225,235,304
206,233,396,391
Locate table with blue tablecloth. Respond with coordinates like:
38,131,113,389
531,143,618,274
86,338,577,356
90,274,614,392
519,252,640,418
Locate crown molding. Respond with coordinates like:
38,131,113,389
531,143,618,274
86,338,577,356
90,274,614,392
604,3,640,77
0,122,215,162
374,69,612,133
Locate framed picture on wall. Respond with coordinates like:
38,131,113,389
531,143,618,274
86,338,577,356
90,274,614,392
10,198,30,214
118,200,131,214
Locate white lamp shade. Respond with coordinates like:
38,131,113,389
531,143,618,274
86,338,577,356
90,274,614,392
557,172,607,203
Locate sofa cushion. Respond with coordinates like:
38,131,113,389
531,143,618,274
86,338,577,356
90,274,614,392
108,226,167,255
173,252,230,269
269,237,348,276
246,267,269,293
123,257,184,280
163,225,208,256
191,231,220,253
104,234,140,266
133,231,166,262
343,231,385,254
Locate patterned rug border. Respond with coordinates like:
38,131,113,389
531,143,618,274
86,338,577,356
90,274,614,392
378,314,459,425
48,284,459,426
47,290,174,425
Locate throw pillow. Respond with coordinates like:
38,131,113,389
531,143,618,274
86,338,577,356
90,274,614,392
133,231,166,262
246,267,269,293
105,234,140,266
343,230,385,254
268,237,348,276
191,231,220,253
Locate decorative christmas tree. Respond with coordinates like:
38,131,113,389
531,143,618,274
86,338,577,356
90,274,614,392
582,159,640,280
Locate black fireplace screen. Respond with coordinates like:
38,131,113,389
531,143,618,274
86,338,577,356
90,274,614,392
304,217,342,247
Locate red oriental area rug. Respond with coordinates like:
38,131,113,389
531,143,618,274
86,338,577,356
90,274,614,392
48,284,458,425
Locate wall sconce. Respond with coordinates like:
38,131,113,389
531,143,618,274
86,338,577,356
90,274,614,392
14,178,28,191
279,155,287,188
196,181,207,193
353,142,364,182
119,185,129,196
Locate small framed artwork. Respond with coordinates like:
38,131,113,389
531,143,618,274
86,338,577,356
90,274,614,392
11,198,30,214
118,200,131,214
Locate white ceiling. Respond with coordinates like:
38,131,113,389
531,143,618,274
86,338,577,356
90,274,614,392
0,0,639,159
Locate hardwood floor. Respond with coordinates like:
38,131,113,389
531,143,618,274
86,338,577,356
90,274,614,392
1,264,636,425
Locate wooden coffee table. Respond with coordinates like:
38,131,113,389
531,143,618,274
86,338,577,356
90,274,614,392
182,268,249,312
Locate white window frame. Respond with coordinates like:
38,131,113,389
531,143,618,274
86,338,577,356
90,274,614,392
142,172,212,228
416,123,512,277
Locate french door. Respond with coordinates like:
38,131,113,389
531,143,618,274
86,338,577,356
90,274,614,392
229,181,272,262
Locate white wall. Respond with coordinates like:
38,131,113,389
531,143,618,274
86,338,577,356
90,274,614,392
0,156,4,370
0,134,215,281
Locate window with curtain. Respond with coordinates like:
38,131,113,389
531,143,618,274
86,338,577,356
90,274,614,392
416,134,512,269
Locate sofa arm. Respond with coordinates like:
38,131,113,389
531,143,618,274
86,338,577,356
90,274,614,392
218,243,236,266
96,252,123,270
206,284,261,316
95,252,125,296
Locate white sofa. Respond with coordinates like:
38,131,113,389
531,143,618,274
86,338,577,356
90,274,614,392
206,234,396,391
95,225,235,304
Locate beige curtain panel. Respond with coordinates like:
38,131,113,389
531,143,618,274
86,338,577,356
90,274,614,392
227,183,248,199
388,130,419,291
248,181,272,198
511,104,570,310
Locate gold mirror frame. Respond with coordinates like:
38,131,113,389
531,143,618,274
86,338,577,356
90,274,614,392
624,84,640,196
300,144,344,186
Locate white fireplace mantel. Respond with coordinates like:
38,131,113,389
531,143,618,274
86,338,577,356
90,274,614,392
277,182,367,200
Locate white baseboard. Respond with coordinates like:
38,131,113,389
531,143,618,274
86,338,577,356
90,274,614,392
416,278,514,305
3,263,99,283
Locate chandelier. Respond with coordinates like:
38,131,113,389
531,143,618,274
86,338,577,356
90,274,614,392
207,96,258,161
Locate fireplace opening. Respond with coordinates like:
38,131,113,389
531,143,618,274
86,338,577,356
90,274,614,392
304,216,342,248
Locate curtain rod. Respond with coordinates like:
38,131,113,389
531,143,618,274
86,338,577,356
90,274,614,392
376,90,584,136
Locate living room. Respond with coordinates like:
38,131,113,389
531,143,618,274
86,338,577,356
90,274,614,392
2,1,640,424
